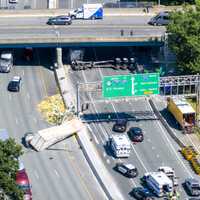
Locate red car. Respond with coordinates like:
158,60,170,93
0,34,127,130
16,163,32,200
127,127,144,142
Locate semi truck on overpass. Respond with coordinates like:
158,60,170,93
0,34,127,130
71,57,144,72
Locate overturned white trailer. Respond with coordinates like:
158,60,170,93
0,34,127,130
25,118,84,151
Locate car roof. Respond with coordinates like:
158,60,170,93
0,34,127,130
123,163,136,170
130,127,142,132
115,119,127,124
12,76,21,81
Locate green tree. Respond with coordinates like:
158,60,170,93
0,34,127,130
0,138,24,200
167,5,200,73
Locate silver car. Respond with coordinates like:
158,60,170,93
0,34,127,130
148,11,170,26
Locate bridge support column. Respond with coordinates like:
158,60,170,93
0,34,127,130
56,47,63,69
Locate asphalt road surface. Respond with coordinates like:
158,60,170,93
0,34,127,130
0,16,165,40
0,48,106,200
69,57,200,199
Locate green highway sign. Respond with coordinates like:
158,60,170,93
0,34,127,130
102,73,159,98
102,75,133,98
133,73,160,96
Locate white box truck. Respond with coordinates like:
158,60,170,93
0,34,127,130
69,4,103,20
109,134,131,158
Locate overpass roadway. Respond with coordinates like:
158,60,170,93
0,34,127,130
0,16,165,47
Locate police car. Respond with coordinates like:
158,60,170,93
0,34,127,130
115,162,138,178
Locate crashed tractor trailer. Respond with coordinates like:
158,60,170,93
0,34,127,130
167,97,196,134
24,118,84,151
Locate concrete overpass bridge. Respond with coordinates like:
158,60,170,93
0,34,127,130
0,9,165,48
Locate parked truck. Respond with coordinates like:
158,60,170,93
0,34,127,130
167,97,195,133
69,4,103,20
24,118,84,151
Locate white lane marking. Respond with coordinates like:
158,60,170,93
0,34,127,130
147,100,193,177
8,94,11,101
91,123,104,143
156,154,160,158
22,70,24,76
86,124,99,144
147,138,151,142
15,118,19,125
27,93,30,99
130,143,148,172
103,152,106,157
34,170,39,179
54,169,60,178
152,146,155,150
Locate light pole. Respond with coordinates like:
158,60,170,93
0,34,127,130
158,0,160,6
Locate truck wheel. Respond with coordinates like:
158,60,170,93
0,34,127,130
71,15,75,20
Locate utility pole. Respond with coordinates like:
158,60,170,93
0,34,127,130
158,0,160,6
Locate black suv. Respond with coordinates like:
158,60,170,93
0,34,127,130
47,16,72,25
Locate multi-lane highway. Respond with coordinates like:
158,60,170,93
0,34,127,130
69,50,200,199
0,49,107,200
0,16,165,42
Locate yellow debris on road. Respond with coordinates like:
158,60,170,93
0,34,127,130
37,94,66,125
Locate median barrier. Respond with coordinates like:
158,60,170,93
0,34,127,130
54,52,124,200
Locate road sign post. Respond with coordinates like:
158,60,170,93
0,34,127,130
102,73,159,98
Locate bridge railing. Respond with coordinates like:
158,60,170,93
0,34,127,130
103,1,155,8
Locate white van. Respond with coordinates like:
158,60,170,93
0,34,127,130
148,11,170,26
144,172,173,197
109,134,131,158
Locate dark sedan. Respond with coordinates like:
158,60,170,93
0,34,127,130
8,76,21,92
127,127,144,142
131,187,154,200
47,16,72,25
113,119,128,133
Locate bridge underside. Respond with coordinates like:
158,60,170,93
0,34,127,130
0,37,164,48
